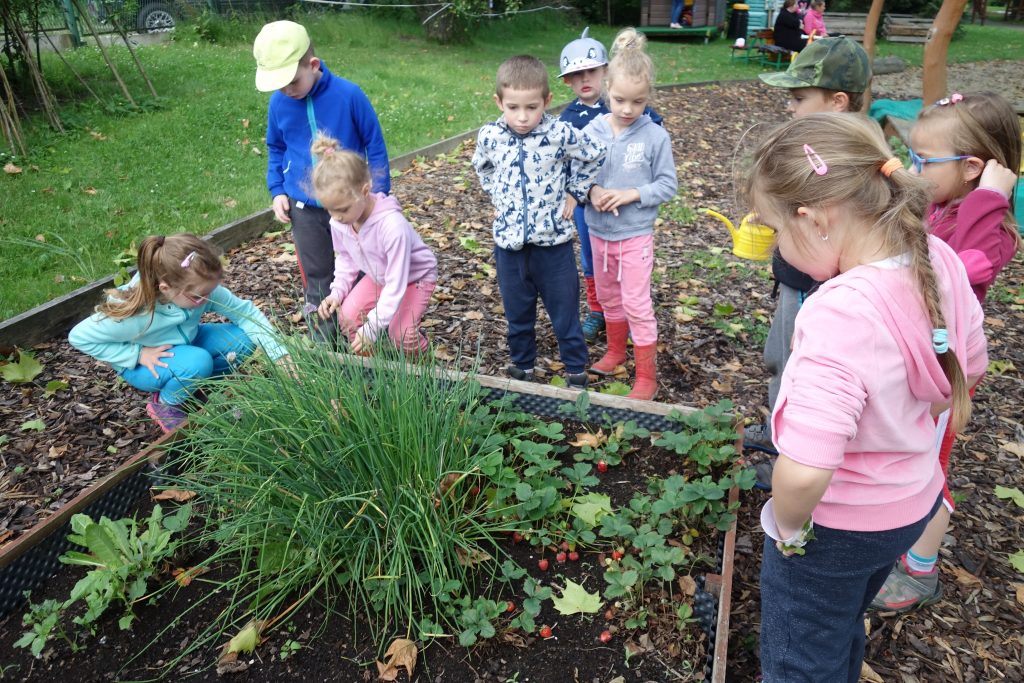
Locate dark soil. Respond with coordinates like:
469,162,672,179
3,76,1024,682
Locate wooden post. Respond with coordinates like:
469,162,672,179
861,0,886,112
922,0,969,106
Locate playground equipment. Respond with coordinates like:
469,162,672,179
701,209,775,261
638,0,728,41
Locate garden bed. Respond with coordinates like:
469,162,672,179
0,354,746,682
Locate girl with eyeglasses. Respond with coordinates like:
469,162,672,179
870,91,1020,613
69,234,290,433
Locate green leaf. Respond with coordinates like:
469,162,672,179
599,381,631,396
549,375,567,388
570,493,612,527
20,419,45,432
987,359,1016,376
44,380,69,396
551,579,602,615
459,236,481,251
84,524,124,569
994,485,1024,509
227,620,263,654
1,351,44,384
1009,550,1024,573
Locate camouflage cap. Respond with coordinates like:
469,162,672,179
759,36,871,93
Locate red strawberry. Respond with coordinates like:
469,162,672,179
539,625,553,639
611,549,624,561
599,630,612,643
556,551,567,563
568,551,580,562
512,531,524,543
560,541,570,551
596,460,608,473
506,601,516,613
538,558,549,571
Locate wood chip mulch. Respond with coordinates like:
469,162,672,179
2,73,1023,682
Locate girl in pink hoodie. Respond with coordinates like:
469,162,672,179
311,134,437,355
802,0,828,38
744,114,987,682
870,92,1020,612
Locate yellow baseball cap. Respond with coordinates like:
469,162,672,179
253,21,310,92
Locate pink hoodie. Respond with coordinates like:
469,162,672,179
328,193,438,340
803,9,827,37
772,236,987,532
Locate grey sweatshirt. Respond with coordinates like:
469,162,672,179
582,113,678,241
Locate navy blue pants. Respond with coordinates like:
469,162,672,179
759,494,941,682
494,241,587,374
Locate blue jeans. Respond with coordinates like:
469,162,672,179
573,205,594,278
494,241,588,374
759,495,941,682
120,323,254,405
671,0,684,23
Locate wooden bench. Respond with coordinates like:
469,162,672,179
824,12,869,43
882,14,934,44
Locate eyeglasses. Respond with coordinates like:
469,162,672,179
908,148,970,174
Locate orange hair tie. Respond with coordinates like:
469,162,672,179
880,157,903,177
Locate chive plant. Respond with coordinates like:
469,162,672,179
159,341,512,651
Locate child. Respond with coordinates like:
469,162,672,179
69,234,289,434
871,92,1020,612
802,0,828,39
582,28,678,401
472,55,606,388
254,20,390,344
558,27,663,342
746,36,871,455
311,134,438,355
747,113,987,682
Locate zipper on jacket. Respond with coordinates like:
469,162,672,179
518,136,529,246
176,308,191,345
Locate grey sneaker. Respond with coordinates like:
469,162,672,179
743,423,777,454
870,554,942,612
507,365,535,382
566,372,589,389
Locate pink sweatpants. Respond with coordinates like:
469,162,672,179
337,277,435,352
590,233,658,346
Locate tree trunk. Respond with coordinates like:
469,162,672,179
416,4,472,45
861,0,886,112
922,0,968,105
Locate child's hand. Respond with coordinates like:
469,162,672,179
978,159,1017,198
271,194,291,223
350,331,370,355
275,354,298,380
139,344,174,379
592,188,641,216
562,192,578,220
318,295,341,320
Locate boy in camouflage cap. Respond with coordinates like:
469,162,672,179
759,36,871,116
743,35,872,465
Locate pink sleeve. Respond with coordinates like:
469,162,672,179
946,188,1015,288
772,297,870,470
329,225,361,303
358,218,413,340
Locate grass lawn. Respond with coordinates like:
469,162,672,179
1,9,1023,321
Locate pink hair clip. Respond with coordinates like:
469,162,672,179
323,147,334,156
181,251,197,268
936,93,964,106
803,144,828,176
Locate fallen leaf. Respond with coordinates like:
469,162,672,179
994,485,1024,509
82,186,97,195
860,661,884,682
251,146,262,155
948,564,982,588
551,579,602,615
455,546,492,567
89,130,106,140
48,445,68,459
2,350,44,384
569,430,606,448
677,575,697,597
465,311,484,320
4,162,22,174
152,488,198,503
1014,583,1024,606
1000,441,1024,458
223,197,238,208
376,638,417,681
225,618,266,655
172,566,210,587
242,118,250,128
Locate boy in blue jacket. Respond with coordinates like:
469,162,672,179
472,55,606,388
253,20,390,343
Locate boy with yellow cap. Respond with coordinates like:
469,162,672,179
253,20,390,343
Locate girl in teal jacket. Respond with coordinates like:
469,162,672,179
69,234,288,433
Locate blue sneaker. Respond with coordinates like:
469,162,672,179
743,423,778,455
581,312,605,341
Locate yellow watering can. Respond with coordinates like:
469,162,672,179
701,209,775,261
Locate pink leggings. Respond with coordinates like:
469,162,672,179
590,233,658,346
338,277,435,352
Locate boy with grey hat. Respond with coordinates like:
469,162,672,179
745,36,871,461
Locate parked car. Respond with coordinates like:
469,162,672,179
86,0,295,33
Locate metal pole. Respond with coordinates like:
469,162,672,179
61,0,82,47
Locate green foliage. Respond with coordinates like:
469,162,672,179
13,596,73,657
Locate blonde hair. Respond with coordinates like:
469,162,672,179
916,91,1021,247
607,28,654,97
98,234,222,320
495,55,550,99
310,133,372,203
743,113,972,430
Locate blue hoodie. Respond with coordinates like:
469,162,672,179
265,62,390,203
69,280,287,372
